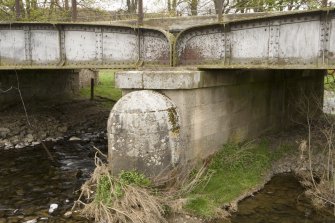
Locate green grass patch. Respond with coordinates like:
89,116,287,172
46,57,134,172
78,163,166,222
94,170,151,206
80,70,122,108
184,141,295,218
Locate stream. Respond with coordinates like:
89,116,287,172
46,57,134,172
0,137,105,223
1,139,335,223
223,174,335,223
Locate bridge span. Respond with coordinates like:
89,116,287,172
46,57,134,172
1,9,335,70
1,9,333,176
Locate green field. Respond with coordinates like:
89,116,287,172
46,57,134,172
80,70,122,107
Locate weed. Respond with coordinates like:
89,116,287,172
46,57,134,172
184,141,284,218
73,154,166,223
119,170,151,187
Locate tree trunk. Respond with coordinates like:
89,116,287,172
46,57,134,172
322,0,328,7
190,0,198,15
138,0,143,25
127,0,138,13
15,0,21,19
71,0,77,21
214,0,224,21
126,0,131,12
26,0,31,18
168,0,177,15
65,0,69,10
31,0,37,9
173,0,177,9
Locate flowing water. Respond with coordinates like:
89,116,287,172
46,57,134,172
1,140,335,223
0,138,106,223
223,174,335,223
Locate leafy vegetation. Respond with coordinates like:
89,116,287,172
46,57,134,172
184,141,294,218
75,156,166,223
74,140,296,221
94,170,152,206
325,70,335,92
2,0,329,23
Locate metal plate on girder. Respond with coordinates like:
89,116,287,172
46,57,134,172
0,30,26,65
31,30,60,65
175,9,335,69
0,23,171,69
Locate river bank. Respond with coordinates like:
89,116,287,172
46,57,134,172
1,71,335,222
0,98,111,150
0,106,334,222
0,70,119,151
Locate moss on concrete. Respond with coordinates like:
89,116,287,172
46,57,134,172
167,107,180,134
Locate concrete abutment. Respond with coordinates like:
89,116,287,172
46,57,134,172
0,69,99,109
107,69,325,175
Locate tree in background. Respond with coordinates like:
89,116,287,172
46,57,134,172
72,0,77,21
167,0,177,15
15,0,20,18
207,0,329,14
0,0,331,22
126,0,138,13
0,0,111,21
190,0,199,15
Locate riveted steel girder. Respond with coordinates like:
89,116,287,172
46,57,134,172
174,9,335,69
3,9,335,70
0,22,173,69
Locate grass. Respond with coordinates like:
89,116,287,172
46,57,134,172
74,141,296,221
184,141,295,218
80,70,122,108
76,156,166,223
94,170,152,206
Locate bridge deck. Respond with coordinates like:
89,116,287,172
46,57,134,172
1,9,335,70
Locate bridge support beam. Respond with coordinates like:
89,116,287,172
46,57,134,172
108,69,325,176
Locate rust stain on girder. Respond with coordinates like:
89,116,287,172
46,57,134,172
1,9,335,70
174,8,335,69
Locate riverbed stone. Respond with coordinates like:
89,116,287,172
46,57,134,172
0,127,10,138
69,136,81,141
25,134,34,143
23,218,37,223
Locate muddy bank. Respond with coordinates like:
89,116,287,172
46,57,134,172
0,99,112,150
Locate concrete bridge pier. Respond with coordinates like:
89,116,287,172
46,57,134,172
107,69,325,176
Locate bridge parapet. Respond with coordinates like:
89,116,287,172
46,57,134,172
2,9,335,70
0,23,172,69
175,9,335,69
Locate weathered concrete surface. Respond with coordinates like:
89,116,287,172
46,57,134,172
107,90,181,176
79,69,99,88
110,69,324,173
0,70,79,108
